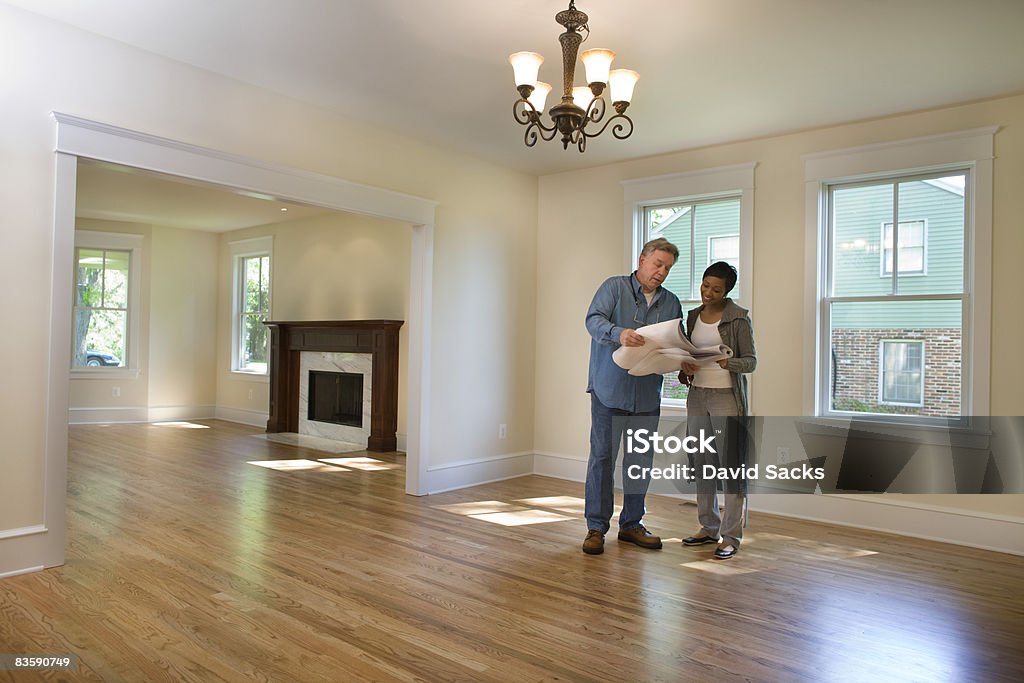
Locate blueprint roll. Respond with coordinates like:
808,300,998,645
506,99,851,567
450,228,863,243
612,318,733,377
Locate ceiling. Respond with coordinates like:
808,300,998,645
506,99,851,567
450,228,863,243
76,159,333,231
11,0,1024,175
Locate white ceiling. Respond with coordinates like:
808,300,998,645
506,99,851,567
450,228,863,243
76,159,333,231
11,0,1024,176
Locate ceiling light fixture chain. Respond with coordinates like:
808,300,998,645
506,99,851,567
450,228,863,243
509,1,637,152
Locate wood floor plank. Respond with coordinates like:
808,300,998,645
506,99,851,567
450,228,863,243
0,420,1022,682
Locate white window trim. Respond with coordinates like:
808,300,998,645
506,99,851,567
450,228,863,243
70,230,143,380
623,162,756,412
230,236,273,377
880,219,928,277
878,339,925,407
803,127,995,421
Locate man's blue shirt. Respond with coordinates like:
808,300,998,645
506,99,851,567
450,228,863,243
585,273,682,412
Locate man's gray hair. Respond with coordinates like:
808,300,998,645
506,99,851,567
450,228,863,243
640,237,679,262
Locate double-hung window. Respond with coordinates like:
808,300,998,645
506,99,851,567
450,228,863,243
625,163,755,406
805,128,995,423
71,230,142,376
230,237,272,374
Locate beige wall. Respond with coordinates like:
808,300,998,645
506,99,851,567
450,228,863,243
148,225,219,411
535,94,1024,518
216,212,413,435
0,5,537,571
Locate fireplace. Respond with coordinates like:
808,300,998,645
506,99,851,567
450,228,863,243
264,320,403,451
308,370,363,428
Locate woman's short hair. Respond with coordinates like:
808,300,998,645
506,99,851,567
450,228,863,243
703,261,738,294
640,237,679,262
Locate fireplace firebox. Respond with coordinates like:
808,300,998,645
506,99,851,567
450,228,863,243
308,370,363,427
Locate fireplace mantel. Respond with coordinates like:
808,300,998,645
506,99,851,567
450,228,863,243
263,320,403,451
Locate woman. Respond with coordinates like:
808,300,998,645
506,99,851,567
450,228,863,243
680,261,757,560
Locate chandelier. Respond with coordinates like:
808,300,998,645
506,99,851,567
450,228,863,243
509,1,638,152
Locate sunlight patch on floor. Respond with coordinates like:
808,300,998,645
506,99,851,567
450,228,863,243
432,500,527,515
247,459,349,472
469,510,574,526
320,457,400,471
513,496,586,514
152,421,210,429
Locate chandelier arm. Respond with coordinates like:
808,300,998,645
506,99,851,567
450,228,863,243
513,100,558,133
584,96,606,126
581,112,634,140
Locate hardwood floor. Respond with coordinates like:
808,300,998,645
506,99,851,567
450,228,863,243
1,420,1022,682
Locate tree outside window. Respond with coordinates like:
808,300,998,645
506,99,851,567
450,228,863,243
73,248,129,368
238,254,270,373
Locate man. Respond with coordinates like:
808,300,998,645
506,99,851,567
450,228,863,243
582,237,682,555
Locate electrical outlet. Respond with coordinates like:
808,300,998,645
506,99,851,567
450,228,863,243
777,447,790,464
111,386,121,398
498,423,507,440
247,389,254,400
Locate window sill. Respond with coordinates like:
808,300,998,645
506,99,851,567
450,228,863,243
798,416,990,450
70,367,141,380
230,370,270,383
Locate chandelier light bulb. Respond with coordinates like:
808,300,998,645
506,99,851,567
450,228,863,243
609,69,639,104
572,86,594,111
508,51,544,87
528,81,552,113
581,48,615,85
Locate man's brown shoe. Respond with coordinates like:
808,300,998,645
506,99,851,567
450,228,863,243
617,525,663,549
582,530,605,555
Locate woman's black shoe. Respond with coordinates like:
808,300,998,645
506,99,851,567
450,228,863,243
682,534,718,546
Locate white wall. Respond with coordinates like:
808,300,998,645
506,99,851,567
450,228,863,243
0,4,537,575
534,94,1024,551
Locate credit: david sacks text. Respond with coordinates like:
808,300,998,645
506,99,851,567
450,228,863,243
626,463,826,481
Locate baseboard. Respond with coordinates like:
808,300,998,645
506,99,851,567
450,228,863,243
528,450,1024,556
147,405,215,422
69,405,216,424
0,525,47,541
396,432,407,453
69,406,149,424
425,451,534,494
213,406,269,427
534,450,588,481
0,565,44,579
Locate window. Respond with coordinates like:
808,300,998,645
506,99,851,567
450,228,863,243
805,127,995,422
231,237,272,374
624,163,755,406
826,172,964,418
880,340,924,406
710,235,740,270
881,220,926,275
71,231,142,375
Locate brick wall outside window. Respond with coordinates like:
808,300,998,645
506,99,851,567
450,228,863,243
831,328,961,417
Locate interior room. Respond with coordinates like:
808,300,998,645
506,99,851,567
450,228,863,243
1,1,1023,680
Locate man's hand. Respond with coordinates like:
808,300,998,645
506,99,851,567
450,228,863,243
681,361,699,375
619,329,646,347
718,358,730,369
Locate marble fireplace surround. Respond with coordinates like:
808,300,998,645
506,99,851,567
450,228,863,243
264,320,403,452
298,351,372,446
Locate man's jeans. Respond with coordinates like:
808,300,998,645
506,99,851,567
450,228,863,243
584,393,660,534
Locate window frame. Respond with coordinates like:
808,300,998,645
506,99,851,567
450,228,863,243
878,339,926,407
230,236,273,376
70,230,143,379
803,127,995,425
623,163,756,410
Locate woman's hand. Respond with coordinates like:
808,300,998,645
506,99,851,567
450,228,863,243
718,358,730,369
